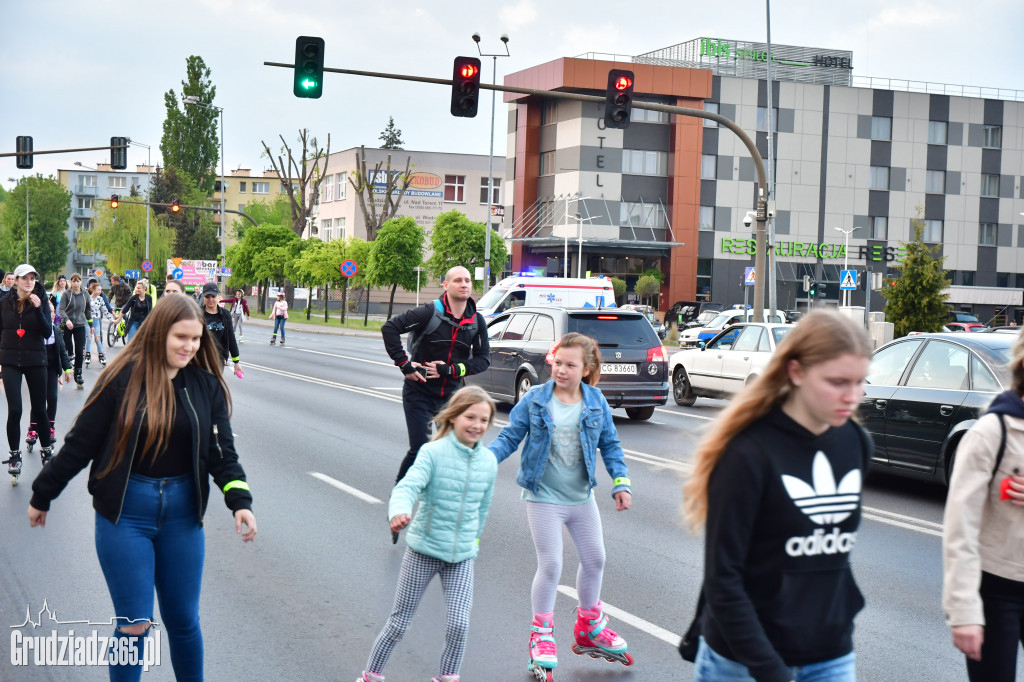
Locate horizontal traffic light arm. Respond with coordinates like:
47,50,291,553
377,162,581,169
111,198,258,227
0,142,128,160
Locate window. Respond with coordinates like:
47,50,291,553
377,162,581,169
322,174,334,202
733,326,764,353
756,107,779,132
487,315,510,340
252,182,270,194
215,180,224,192
239,181,246,193
983,125,1002,148
922,219,943,242
77,219,91,232
444,175,466,202
997,272,1011,287
621,149,668,175
630,106,668,123
870,116,892,140
701,154,717,179
480,177,501,204
539,151,555,176
81,175,96,187
336,217,346,241
108,176,126,188
926,170,945,194
906,341,968,390
981,174,999,197
866,339,922,386
703,102,719,128
928,121,947,144
540,101,557,125
320,218,331,239
699,206,715,231
620,202,667,228
131,177,139,189
77,197,93,209
697,258,712,300
870,216,888,240
870,166,889,190
529,315,555,342
336,173,346,200
972,355,1000,392
979,223,997,246
502,314,532,341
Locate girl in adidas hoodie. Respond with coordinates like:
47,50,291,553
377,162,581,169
682,310,874,682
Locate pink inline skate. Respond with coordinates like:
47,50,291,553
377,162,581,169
572,602,633,667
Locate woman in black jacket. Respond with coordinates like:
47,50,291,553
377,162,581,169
0,264,55,480
120,281,154,343
28,293,257,680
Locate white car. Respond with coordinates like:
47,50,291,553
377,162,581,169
678,309,786,347
670,322,796,405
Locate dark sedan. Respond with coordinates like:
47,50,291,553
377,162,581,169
465,306,669,420
859,332,1014,485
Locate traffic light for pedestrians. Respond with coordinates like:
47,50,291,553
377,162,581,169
110,136,128,170
293,36,325,98
802,275,811,292
15,136,33,169
170,198,181,213
110,195,119,209
450,56,481,118
603,69,634,129
818,283,827,298
808,280,818,297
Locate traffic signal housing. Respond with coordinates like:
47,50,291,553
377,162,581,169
15,136,33,169
818,283,827,298
111,137,128,170
450,56,481,118
808,280,818,297
110,195,119,209
170,198,181,213
603,69,634,129
293,36,325,98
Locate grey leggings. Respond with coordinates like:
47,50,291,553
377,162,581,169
527,498,606,614
232,313,244,338
366,548,474,677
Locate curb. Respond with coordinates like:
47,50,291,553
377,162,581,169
244,316,381,339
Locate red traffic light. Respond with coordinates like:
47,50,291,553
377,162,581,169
614,75,633,91
460,63,479,79
170,199,181,213
109,195,119,209
450,56,482,118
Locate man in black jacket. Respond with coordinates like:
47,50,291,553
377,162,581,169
381,266,490,483
200,283,241,374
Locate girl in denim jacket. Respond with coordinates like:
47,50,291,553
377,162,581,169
488,332,633,679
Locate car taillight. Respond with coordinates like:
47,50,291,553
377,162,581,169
647,346,667,363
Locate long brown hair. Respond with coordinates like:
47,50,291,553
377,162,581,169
432,385,497,441
554,332,602,386
682,310,873,531
91,294,228,476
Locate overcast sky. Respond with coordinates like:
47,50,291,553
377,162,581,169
2,0,1021,187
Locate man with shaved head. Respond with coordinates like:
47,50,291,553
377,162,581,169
381,266,490,541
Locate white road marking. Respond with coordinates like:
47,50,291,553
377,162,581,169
655,407,715,421
245,363,403,404
556,585,680,646
308,472,382,504
288,347,394,367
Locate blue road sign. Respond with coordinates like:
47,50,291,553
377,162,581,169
172,268,184,280
220,267,232,276
340,260,358,278
840,269,858,290
125,269,141,279
744,267,756,286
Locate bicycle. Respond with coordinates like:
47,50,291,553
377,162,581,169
106,316,127,348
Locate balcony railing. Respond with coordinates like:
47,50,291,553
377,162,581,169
75,184,97,196
74,208,94,218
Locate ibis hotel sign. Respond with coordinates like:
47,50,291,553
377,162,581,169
694,37,854,86
721,237,906,264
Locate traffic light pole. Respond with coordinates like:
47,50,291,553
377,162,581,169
111,198,258,227
0,143,129,160
263,61,771,320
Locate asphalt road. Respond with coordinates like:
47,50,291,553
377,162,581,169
0,321,1013,681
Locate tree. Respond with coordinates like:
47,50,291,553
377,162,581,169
369,216,424,319
225,223,300,313
642,267,665,285
160,56,219,195
148,166,218,259
379,117,405,150
77,202,173,276
635,275,661,306
260,129,331,236
349,145,414,242
609,276,626,304
0,175,71,280
232,196,290,242
426,210,508,292
881,217,951,338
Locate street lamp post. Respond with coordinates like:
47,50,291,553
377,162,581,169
473,32,510,294
128,140,152,260
8,177,28,261
183,96,226,287
834,225,861,306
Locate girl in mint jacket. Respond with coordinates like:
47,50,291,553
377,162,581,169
360,385,498,682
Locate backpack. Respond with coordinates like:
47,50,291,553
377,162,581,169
406,299,479,362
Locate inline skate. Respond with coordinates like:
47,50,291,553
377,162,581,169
40,445,54,467
98,353,107,367
85,351,91,368
270,335,277,345
571,602,633,667
3,450,22,486
355,672,384,682
75,371,84,390
528,614,557,681
25,427,38,453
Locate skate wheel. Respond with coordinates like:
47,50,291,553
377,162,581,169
11,475,18,487
622,652,634,666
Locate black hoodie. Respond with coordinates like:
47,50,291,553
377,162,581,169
701,406,872,682
0,281,54,368
986,390,1024,420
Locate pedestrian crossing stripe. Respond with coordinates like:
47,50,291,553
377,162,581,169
840,270,857,290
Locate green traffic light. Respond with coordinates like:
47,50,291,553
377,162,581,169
302,78,318,89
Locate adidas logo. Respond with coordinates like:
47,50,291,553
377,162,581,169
781,451,861,558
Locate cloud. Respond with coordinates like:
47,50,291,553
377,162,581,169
870,1,958,28
499,0,538,31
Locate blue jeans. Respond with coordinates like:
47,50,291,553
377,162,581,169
694,637,856,682
95,474,205,681
126,320,142,343
85,317,103,354
272,316,286,340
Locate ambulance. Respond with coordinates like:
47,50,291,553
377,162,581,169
476,276,616,318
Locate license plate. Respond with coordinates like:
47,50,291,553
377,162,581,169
601,363,637,375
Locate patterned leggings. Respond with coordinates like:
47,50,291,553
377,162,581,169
366,548,475,677
527,498,606,614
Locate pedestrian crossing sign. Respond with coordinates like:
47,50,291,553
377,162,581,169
840,269,858,290
743,267,756,286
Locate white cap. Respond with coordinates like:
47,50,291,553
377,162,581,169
13,264,38,279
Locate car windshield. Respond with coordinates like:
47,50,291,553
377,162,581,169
696,311,719,324
477,287,509,310
568,314,659,347
773,327,792,344
706,313,733,328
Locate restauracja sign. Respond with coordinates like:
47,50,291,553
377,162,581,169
721,237,906,263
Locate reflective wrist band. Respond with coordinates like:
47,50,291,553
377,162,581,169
475,537,480,546
222,480,250,493
231,356,240,362
457,363,467,377
613,477,631,488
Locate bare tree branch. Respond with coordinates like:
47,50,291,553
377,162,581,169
259,128,331,236
348,146,414,241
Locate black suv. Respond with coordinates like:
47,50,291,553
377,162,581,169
465,306,669,420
